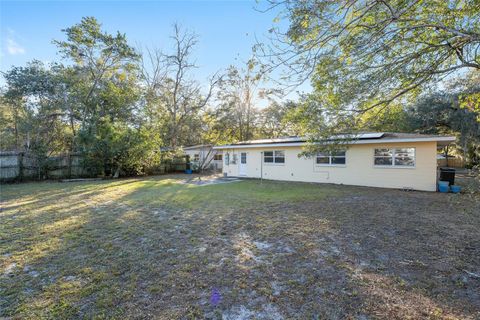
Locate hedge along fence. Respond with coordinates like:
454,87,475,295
0,152,89,182
146,156,188,175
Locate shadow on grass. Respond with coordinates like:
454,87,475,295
1,176,479,318
0,179,141,215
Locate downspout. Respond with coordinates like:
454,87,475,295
260,151,263,183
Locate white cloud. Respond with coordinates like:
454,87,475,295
5,29,26,55
7,38,25,55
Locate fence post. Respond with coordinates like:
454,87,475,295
18,152,24,181
68,153,72,178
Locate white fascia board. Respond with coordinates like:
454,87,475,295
213,142,304,149
349,136,457,145
212,136,456,150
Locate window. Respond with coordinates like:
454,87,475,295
231,153,238,164
394,148,415,166
263,150,285,164
316,151,346,165
214,154,222,161
374,148,415,167
224,153,230,165
241,152,247,164
264,151,274,163
374,148,392,165
194,154,200,161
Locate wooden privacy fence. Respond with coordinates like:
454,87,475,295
0,152,88,182
437,158,465,169
0,151,189,182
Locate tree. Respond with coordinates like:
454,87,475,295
0,95,16,150
215,60,271,142
406,75,480,166
54,17,147,176
458,71,480,121
258,100,299,138
78,118,161,177
54,16,140,127
1,61,76,178
355,102,412,133
260,0,480,135
141,24,220,148
1,61,71,154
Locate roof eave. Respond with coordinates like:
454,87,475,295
183,144,212,150
213,136,456,149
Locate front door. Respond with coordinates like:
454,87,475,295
239,152,247,176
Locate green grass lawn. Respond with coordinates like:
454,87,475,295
1,175,479,319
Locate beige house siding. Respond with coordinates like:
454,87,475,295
222,141,438,191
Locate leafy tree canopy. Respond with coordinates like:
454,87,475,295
262,0,480,135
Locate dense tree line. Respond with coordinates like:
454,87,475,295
0,18,298,177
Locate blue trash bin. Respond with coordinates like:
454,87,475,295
438,181,449,193
450,185,461,193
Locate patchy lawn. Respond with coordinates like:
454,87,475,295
1,175,479,319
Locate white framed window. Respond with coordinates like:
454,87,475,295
374,148,415,167
263,150,285,164
224,153,230,165
240,152,247,164
316,151,346,166
231,153,238,164
194,154,200,161
214,154,222,161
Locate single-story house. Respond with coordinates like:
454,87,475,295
183,144,223,171
213,133,456,191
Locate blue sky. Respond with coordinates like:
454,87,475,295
0,1,291,87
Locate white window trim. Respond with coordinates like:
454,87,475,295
240,152,247,164
315,151,347,167
263,150,286,166
224,153,230,166
231,153,238,165
315,163,347,168
373,147,416,168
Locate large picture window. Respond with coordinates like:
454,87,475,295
263,150,285,164
316,151,346,165
374,148,415,167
